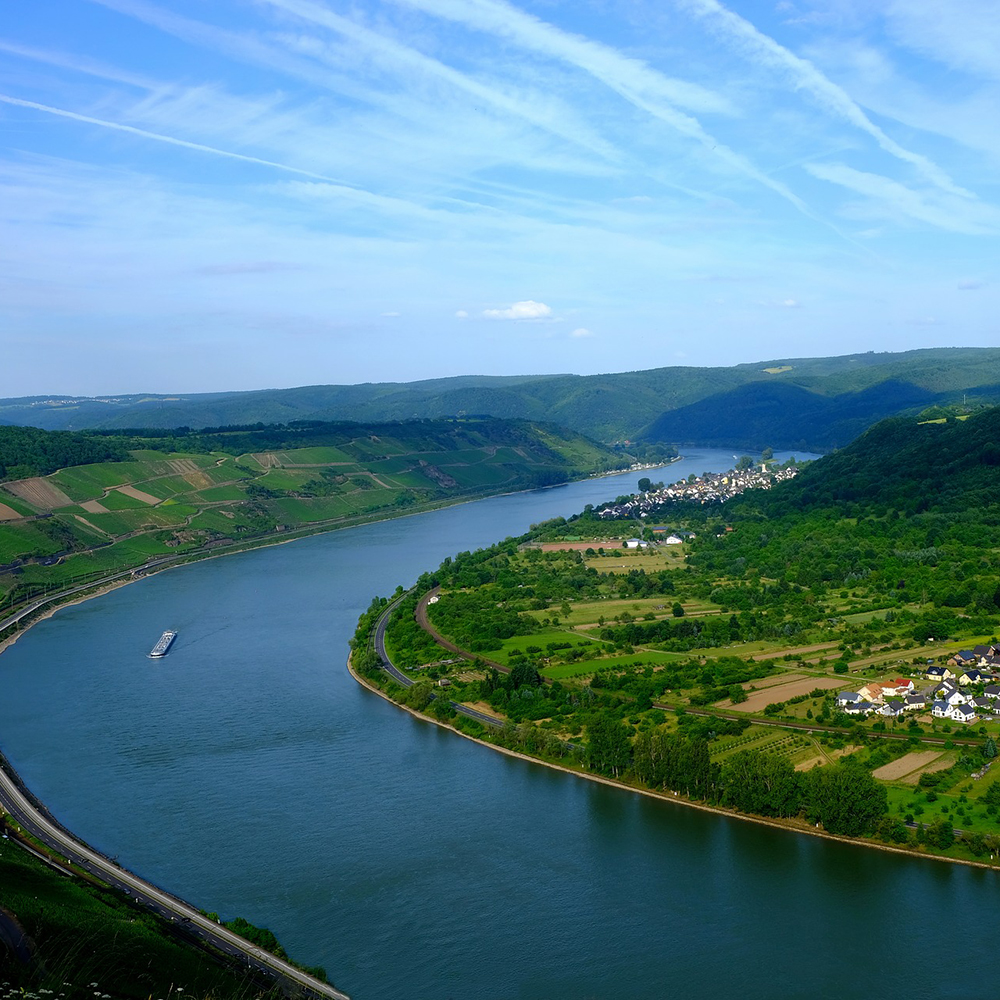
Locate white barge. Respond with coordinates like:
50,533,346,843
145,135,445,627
149,631,177,657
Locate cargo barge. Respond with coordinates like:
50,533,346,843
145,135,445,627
149,631,177,658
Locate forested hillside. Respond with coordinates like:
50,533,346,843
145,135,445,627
640,378,939,451
0,425,129,480
7,347,1000,450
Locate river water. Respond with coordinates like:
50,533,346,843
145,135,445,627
0,450,996,1000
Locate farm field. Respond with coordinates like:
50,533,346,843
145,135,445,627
727,676,847,713
873,751,952,783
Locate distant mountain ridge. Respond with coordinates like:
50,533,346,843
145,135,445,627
6,347,1000,451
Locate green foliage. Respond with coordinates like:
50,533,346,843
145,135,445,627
224,915,288,960
586,713,633,777
0,425,129,481
721,751,801,817
0,837,285,997
805,759,888,836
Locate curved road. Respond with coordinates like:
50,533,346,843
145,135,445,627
0,753,349,999
372,594,506,731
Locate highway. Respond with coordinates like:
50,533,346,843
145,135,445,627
0,751,349,999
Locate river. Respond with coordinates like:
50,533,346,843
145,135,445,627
0,449,995,1000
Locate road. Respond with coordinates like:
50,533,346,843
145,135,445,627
371,594,506,730
0,752,349,999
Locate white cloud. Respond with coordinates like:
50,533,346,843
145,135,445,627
482,300,552,319
381,310,401,316
569,327,593,337
455,309,469,318
758,297,801,308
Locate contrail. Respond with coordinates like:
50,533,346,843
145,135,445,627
0,94,354,186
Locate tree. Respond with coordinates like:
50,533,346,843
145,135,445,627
586,713,632,778
985,736,998,760
638,477,652,492
729,684,748,704
721,751,801,817
761,447,774,462
807,760,887,836
927,818,955,850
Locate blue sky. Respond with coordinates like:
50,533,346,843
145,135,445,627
3,0,998,396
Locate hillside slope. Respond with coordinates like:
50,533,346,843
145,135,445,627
7,348,1000,449
641,379,940,451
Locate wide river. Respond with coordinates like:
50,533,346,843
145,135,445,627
0,449,996,1000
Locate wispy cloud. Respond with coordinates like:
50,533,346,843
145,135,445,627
805,161,999,234
884,0,1000,81
0,39,158,91
678,0,975,200
0,95,355,185
391,0,813,214
195,261,305,276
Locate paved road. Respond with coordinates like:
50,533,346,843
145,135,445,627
371,594,506,730
0,753,349,999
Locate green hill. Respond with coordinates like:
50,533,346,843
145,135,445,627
735,406,1000,517
0,417,628,615
640,378,940,452
8,348,1000,450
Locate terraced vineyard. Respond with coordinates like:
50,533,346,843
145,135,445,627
0,418,623,613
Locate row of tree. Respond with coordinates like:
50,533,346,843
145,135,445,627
590,723,888,837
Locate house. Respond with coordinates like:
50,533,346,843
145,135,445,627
932,700,950,718
926,665,954,681
859,683,884,703
904,694,926,712
836,691,861,705
950,704,977,724
625,538,647,549
890,678,915,695
984,685,1000,700
959,668,988,686
844,701,873,716
944,688,969,707
971,696,993,713
879,701,905,718
954,650,977,666
664,535,684,545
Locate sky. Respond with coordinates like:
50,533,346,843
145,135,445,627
2,0,999,397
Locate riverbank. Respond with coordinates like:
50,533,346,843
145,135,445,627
0,458,671,658
346,654,1000,872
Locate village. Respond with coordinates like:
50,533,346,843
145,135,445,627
596,463,799,518
836,645,1000,725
